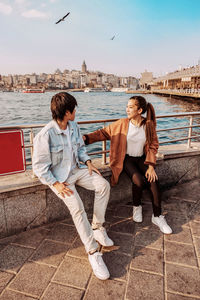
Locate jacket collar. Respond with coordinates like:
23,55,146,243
51,120,74,135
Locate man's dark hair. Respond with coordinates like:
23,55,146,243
51,92,77,121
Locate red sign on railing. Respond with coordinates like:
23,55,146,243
0,129,26,176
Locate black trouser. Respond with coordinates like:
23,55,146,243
123,154,161,217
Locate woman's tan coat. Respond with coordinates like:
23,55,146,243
85,118,159,186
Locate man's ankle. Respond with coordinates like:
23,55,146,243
89,248,99,255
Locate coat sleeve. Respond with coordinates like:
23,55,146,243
84,124,112,145
144,126,159,166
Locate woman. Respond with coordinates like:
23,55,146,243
84,96,172,234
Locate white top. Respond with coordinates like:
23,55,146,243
126,121,146,157
61,127,77,172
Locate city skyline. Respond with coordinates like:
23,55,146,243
1,0,200,77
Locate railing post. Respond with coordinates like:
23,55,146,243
102,122,107,165
29,128,36,176
187,116,193,148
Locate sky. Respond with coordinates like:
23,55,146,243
1,0,200,78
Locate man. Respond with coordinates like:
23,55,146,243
32,92,113,280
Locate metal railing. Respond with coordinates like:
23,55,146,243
0,112,200,167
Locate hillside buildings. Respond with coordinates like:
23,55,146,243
0,61,139,91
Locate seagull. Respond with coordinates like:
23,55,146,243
110,35,115,40
55,12,70,24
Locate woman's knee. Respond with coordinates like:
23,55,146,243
132,173,144,188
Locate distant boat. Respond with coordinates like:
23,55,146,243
84,87,109,93
22,88,45,93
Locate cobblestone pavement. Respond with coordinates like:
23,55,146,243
0,179,200,300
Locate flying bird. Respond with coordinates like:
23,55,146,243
55,12,70,24
110,35,115,40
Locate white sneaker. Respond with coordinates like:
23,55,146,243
93,227,114,246
88,252,110,280
133,205,142,222
152,215,172,234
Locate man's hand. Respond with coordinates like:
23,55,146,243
53,181,73,197
86,160,101,176
145,165,158,183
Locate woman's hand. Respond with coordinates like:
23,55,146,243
145,165,158,183
86,160,102,176
53,181,73,197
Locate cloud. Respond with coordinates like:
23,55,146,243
49,0,57,3
21,9,49,19
0,2,12,15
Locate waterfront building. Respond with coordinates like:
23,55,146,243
153,64,200,90
29,74,37,85
140,70,153,89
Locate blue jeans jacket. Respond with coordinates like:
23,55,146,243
32,120,90,185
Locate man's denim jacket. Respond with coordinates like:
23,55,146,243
32,120,90,186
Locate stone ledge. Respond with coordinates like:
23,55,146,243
1,143,200,195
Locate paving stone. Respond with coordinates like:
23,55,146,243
165,225,193,244
84,277,126,300
103,251,131,280
105,209,122,226
41,282,84,300
105,231,133,255
109,217,135,235
0,244,6,252
12,227,49,249
67,237,88,259
126,269,164,300
29,239,69,267
194,237,200,257
0,271,14,293
0,289,36,300
114,205,133,218
190,221,200,236
9,262,55,297
60,215,74,226
162,198,194,217
134,228,163,250
162,180,200,203
165,241,197,267
164,212,189,228
0,244,34,272
166,263,200,296
53,256,91,289
166,292,200,300
188,202,200,222
131,246,163,274
46,223,77,244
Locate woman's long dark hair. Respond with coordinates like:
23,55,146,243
129,96,156,144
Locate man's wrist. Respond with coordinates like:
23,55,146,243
85,159,92,166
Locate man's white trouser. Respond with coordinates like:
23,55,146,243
50,167,110,253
